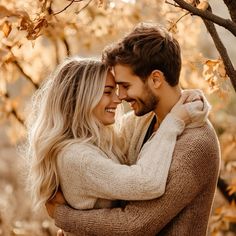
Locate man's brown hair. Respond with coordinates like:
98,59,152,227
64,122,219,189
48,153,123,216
102,23,181,86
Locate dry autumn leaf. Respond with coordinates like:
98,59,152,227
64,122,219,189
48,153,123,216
2,21,12,37
197,0,209,11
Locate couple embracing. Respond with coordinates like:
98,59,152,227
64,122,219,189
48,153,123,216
26,22,220,236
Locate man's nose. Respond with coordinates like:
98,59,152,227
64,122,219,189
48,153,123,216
118,87,127,100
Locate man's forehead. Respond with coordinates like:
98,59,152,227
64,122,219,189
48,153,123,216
112,66,132,83
114,76,130,84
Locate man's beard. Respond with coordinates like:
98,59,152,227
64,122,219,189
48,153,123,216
135,87,158,116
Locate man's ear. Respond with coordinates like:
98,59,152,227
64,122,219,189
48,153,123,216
148,70,164,89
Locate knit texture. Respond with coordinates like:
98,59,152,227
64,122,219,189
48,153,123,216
54,112,220,236
57,113,185,210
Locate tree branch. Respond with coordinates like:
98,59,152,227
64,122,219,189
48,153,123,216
223,0,236,23
172,0,236,37
170,0,236,91
201,7,236,91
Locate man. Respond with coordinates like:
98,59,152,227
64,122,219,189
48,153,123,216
46,23,220,235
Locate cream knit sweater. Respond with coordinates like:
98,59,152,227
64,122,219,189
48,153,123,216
57,113,185,210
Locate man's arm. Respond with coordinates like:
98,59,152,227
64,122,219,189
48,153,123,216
53,130,220,235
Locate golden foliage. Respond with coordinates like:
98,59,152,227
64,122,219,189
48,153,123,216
0,0,235,235
203,58,231,97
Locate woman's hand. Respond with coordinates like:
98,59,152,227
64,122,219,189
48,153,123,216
171,90,205,125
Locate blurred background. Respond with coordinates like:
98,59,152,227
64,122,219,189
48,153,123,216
0,0,235,235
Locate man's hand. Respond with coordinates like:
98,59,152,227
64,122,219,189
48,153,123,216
45,190,66,218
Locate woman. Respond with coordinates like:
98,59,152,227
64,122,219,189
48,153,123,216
26,57,206,211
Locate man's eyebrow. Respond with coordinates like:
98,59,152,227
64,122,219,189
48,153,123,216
116,82,129,85
105,85,115,88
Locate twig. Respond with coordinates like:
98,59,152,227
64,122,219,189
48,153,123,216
172,0,236,37
75,0,93,14
168,12,190,32
53,0,77,15
165,0,183,9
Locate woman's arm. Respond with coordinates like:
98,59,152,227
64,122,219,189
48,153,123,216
58,113,185,204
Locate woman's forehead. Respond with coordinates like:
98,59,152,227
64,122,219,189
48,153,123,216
105,72,116,86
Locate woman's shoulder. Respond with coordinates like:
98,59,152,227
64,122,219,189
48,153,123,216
57,142,107,172
60,141,102,158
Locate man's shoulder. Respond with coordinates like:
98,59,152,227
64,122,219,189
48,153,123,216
181,120,218,142
173,120,220,184
176,120,220,159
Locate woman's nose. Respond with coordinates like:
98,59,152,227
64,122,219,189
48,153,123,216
113,93,122,104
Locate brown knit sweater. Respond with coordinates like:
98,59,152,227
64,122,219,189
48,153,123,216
54,112,220,236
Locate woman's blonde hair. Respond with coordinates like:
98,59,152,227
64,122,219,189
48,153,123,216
26,57,124,210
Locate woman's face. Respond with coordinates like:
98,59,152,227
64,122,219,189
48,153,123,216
93,72,121,126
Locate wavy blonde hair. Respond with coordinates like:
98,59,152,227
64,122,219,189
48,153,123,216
26,57,124,210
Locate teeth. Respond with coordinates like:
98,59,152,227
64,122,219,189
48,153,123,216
105,109,116,113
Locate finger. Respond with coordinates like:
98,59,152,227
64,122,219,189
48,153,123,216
182,89,204,103
191,100,204,111
185,94,202,103
57,229,64,236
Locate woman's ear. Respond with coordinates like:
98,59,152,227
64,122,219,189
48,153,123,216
148,70,164,89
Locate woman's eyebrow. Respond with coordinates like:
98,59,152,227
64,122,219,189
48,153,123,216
105,85,115,88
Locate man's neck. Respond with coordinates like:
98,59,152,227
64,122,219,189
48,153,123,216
153,86,181,124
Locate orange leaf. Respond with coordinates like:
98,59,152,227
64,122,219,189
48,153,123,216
2,21,12,37
197,1,209,11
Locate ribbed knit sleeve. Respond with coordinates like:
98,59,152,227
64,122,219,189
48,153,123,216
57,113,184,209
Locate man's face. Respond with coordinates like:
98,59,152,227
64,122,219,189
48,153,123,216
114,64,158,116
